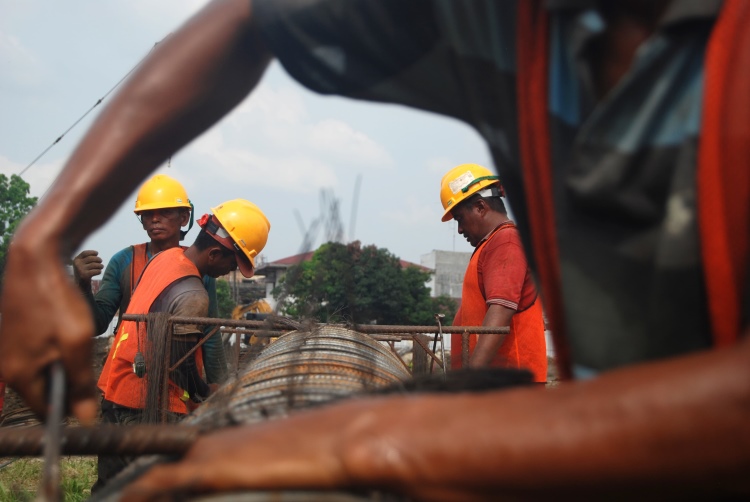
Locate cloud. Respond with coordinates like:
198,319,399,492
0,30,44,90
307,119,393,168
381,195,441,228
174,81,391,193
425,156,456,176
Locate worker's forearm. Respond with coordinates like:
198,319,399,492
16,0,271,257
344,336,750,499
202,331,229,384
171,338,211,400
469,304,513,368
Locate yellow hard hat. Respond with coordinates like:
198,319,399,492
134,174,194,239
439,163,501,222
134,174,192,213
200,199,271,278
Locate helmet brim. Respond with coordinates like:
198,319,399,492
235,252,255,278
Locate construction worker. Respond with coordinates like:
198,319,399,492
1,1,749,499
73,174,229,385
93,198,270,492
441,164,546,381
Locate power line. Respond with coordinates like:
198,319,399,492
18,38,167,178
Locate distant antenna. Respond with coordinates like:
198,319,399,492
348,174,362,242
293,209,307,237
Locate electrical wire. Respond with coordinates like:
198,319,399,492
18,37,167,178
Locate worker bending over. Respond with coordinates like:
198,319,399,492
73,174,229,384
441,164,546,381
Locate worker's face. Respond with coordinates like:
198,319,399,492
451,201,483,247
206,248,238,278
139,208,188,244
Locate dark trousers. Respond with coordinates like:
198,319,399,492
91,399,182,494
90,399,143,495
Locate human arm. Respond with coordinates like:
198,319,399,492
201,276,229,384
122,330,750,501
166,279,213,402
170,338,212,403
468,303,515,368
0,0,272,419
84,248,130,335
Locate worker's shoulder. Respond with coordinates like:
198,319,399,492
488,223,522,246
165,277,209,316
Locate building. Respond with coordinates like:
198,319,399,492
420,250,471,299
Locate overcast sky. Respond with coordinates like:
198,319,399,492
0,0,495,270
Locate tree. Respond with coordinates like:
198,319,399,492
276,241,457,325
215,279,236,318
0,174,38,279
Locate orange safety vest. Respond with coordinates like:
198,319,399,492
98,247,204,414
130,243,189,294
516,0,750,379
451,224,547,382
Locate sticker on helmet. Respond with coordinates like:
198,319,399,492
449,171,475,194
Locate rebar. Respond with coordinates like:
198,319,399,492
0,425,200,456
121,314,516,334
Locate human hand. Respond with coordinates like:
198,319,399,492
73,250,103,287
121,399,383,501
0,232,98,422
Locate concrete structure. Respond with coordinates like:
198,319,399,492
420,250,471,299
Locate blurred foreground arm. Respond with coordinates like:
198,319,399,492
0,0,272,420
123,331,750,501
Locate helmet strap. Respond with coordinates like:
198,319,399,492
461,175,500,193
179,201,195,241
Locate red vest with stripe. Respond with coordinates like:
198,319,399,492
451,224,548,382
98,247,204,414
516,0,749,379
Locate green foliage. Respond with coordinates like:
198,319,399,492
0,456,96,501
215,279,236,318
276,241,457,325
0,174,37,278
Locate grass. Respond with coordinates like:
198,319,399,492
0,456,96,501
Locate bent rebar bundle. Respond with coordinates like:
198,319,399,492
88,326,411,501
188,325,412,428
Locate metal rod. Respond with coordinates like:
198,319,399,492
122,314,517,335
169,325,221,372
462,331,470,367
0,425,201,457
385,340,412,374
410,334,443,368
40,361,64,502
219,329,415,342
160,318,172,424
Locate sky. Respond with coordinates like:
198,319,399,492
0,0,495,270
